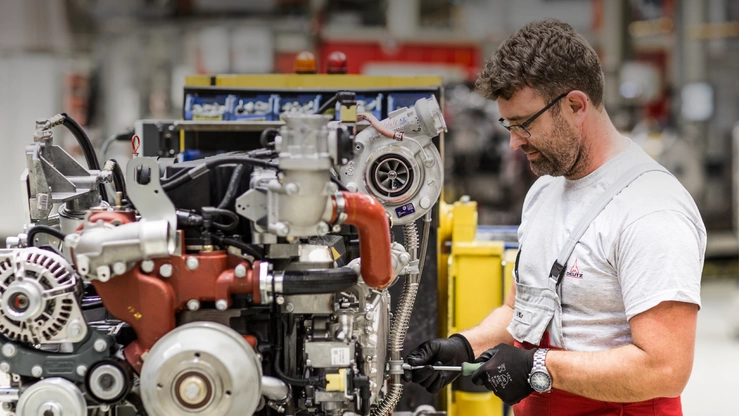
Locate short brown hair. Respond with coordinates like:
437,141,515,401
475,19,605,109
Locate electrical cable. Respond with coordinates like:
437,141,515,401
161,156,278,192
27,225,67,247
217,164,246,209
108,159,127,202
211,235,264,260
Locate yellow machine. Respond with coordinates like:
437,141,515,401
438,197,518,416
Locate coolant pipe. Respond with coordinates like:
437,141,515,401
282,267,358,295
261,376,289,402
336,192,393,289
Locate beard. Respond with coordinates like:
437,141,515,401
522,115,585,177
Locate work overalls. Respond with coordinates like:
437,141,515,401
508,163,683,416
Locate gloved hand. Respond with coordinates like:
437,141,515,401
402,334,474,394
471,344,536,405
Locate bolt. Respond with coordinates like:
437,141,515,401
234,264,247,278
399,252,411,264
31,365,42,377
332,224,342,233
140,352,149,362
68,320,82,338
112,262,126,275
273,222,289,237
285,183,300,195
1,344,16,358
419,197,432,210
141,260,155,273
276,295,285,305
187,299,200,311
0,362,9,373
215,300,228,311
365,312,373,320
77,365,87,377
460,195,471,203
285,303,295,313
316,222,329,236
159,264,173,278
94,339,108,353
346,183,359,192
186,257,199,271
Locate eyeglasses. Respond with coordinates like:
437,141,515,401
498,92,568,138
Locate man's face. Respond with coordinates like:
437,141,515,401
498,88,584,177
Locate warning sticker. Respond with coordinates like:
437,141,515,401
331,348,351,366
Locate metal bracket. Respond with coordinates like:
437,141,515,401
126,158,177,253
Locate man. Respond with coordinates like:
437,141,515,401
404,19,705,415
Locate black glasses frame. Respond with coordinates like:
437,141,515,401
498,92,569,138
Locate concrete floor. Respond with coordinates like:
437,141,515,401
682,278,739,415
0,280,735,415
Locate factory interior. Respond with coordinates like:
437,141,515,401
0,0,737,415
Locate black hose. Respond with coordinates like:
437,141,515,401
217,164,246,209
260,128,280,150
211,235,264,260
27,225,67,247
273,316,326,387
201,207,240,232
61,113,109,203
330,175,349,192
281,267,358,295
162,156,278,192
108,159,127,201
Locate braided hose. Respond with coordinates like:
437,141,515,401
371,222,423,416
403,221,420,252
370,383,404,416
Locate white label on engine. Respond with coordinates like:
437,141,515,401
331,348,351,366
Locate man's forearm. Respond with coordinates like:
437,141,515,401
547,344,690,402
459,305,515,356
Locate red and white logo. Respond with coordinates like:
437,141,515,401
565,259,584,279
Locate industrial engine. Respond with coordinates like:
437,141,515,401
0,95,446,416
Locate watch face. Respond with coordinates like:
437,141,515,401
530,371,551,392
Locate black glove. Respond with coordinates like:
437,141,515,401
402,334,474,394
471,344,536,405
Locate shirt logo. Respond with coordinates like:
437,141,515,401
566,259,584,279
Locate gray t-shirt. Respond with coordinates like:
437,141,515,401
515,140,705,351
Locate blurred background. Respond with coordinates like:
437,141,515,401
0,0,737,413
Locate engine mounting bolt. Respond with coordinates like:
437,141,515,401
235,264,247,278
159,263,173,278
186,257,199,271
68,320,83,338
285,183,300,195
141,260,155,273
316,222,329,236
215,300,228,311
31,365,42,377
112,262,126,275
187,299,200,311
276,296,285,305
0,362,8,373
285,303,295,313
94,339,108,353
77,365,88,377
1,344,16,358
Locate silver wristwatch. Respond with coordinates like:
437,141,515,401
528,348,552,393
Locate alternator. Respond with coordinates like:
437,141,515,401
0,248,86,344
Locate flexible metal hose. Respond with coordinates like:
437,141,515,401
372,219,431,416
370,383,404,416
